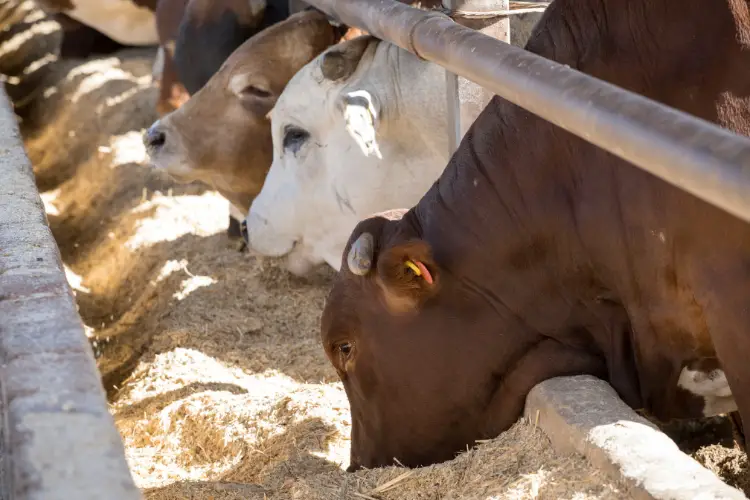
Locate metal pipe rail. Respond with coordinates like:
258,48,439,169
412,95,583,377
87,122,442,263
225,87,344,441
304,0,750,224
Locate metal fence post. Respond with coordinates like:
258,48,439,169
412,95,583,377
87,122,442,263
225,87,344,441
443,0,510,155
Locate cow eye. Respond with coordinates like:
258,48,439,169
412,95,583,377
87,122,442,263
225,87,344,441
337,342,353,357
283,126,310,154
240,85,272,99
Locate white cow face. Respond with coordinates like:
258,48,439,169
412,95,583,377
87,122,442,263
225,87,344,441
246,36,449,276
246,38,385,275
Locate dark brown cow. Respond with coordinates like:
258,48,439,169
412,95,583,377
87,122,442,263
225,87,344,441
170,0,446,99
172,0,288,96
153,0,442,117
154,0,190,115
322,0,750,471
144,10,347,220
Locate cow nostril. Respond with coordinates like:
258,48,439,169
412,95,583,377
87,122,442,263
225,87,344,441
144,124,166,149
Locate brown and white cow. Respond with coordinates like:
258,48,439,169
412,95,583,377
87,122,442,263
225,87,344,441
322,0,750,471
143,10,347,226
35,0,159,46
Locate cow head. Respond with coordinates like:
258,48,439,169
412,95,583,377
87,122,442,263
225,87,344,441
245,36,448,276
321,211,511,470
321,211,607,470
143,10,339,213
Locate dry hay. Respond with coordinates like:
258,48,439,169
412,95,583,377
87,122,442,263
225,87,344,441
15,32,741,500
657,416,750,496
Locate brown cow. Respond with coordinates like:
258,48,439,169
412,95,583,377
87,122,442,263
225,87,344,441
143,10,347,220
321,0,750,471
151,0,292,237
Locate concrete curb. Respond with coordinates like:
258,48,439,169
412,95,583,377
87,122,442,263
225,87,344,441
0,87,141,499
525,375,747,500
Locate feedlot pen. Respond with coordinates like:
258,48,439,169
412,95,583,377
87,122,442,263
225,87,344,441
2,5,750,500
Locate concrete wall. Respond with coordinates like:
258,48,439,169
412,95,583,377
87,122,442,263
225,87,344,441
0,87,140,500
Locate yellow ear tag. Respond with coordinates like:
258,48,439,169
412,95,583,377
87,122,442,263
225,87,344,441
404,260,422,276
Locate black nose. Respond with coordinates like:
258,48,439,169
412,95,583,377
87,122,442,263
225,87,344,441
143,122,166,150
241,219,249,244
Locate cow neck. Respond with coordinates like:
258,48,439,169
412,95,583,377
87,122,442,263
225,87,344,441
396,0,639,366
407,97,583,325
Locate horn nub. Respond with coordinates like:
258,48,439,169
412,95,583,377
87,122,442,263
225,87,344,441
347,232,374,276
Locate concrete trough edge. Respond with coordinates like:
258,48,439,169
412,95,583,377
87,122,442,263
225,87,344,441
0,87,141,499
524,375,747,500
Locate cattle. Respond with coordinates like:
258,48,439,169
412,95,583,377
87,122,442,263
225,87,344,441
243,11,543,275
52,14,128,59
143,10,347,239
172,0,288,96
35,0,159,46
244,36,449,276
154,0,276,117
320,0,750,471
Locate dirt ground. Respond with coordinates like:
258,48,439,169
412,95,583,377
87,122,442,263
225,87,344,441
9,8,748,499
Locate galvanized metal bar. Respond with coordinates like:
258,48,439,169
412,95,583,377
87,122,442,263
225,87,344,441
305,0,750,224
288,0,310,15
442,0,509,155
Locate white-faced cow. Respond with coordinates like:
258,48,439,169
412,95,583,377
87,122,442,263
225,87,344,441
243,10,546,274
244,36,450,275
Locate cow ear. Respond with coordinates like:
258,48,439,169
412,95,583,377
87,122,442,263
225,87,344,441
376,240,439,314
320,35,372,81
342,89,381,158
229,73,277,115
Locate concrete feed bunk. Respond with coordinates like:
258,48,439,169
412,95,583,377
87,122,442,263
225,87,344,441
2,7,749,500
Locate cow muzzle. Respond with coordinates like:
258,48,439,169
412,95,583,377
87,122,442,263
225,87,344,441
143,120,166,153
244,212,296,257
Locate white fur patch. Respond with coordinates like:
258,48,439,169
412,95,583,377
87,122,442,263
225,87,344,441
67,0,158,46
677,367,737,417
343,90,381,159
229,204,245,222
152,47,164,80
229,73,249,96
